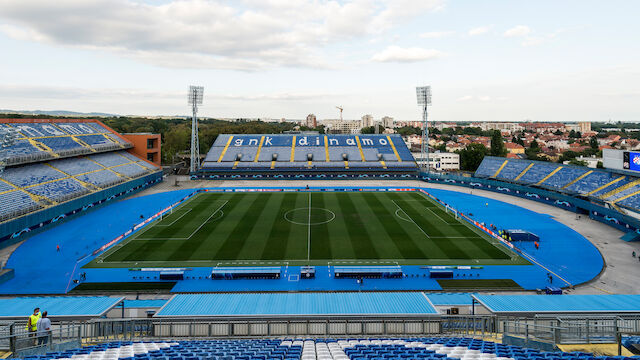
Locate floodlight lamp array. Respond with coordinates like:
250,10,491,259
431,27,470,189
416,86,432,106
188,86,204,105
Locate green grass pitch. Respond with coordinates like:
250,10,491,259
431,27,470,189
86,191,528,268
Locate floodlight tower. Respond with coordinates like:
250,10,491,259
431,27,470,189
416,86,432,172
188,85,204,173
0,127,18,176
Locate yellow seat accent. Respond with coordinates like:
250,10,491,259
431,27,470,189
45,163,94,190
355,136,366,161
536,166,563,186
514,163,534,181
562,170,593,189
27,138,59,158
380,160,387,169
233,160,239,169
71,136,94,151
493,160,508,178
324,135,330,162
270,160,275,169
601,178,640,200
387,136,402,162
290,136,296,162
586,176,625,196
254,136,265,162
217,136,234,162
344,161,349,169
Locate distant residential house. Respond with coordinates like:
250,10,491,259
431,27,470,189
504,142,525,154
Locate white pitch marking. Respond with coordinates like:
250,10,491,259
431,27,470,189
156,208,193,226
392,199,431,239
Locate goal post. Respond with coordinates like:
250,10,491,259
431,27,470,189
445,204,458,220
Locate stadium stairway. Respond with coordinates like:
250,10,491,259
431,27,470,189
13,338,640,360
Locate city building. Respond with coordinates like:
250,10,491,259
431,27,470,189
504,142,525,154
381,116,394,129
412,151,460,171
361,114,374,128
305,114,317,128
320,119,362,134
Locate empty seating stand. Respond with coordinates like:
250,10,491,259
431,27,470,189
474,156,640,213
0,150,160,222
0,120,132,166
197,134,417,178
12,337,639,360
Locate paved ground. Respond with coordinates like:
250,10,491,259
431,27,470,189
133,176,640,294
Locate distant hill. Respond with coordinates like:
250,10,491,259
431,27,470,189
0,109,118,117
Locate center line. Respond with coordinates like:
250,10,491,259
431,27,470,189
307,192,311,262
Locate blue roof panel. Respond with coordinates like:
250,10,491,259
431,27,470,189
426,293,475,306
474,294,640,313
0,296,123,318
156,292,436,317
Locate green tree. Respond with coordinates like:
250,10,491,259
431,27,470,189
457,143,489,171
490,130,507,157
590,136,599,149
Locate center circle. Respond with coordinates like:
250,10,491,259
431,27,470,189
284,207,336,225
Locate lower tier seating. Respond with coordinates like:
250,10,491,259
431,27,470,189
14,337,639,360
0,151,159,221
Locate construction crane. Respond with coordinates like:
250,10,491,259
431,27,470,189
336,106,343,121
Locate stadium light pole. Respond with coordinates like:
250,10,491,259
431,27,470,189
416,86,431,172
188,85,204,173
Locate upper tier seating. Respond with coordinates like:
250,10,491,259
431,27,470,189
0,120,132,166
475,156,640,212
13,337,638,360
0,151,160,222
200,134,417,173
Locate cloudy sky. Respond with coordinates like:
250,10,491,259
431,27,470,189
0,0,638,121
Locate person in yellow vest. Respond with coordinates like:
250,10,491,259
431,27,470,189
26,307,41,345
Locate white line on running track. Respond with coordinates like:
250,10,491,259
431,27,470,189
391,199,431,239
156,208,192,227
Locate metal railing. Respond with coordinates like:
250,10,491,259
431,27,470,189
2,315,640,356
0,323,81,355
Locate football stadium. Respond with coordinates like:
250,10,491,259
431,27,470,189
2,114,640,360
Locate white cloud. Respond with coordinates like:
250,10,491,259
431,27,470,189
371,46,445,63
419,30,454,39
0,0,444,71
504,25,532,37
456,95,494,102
468,26,490,36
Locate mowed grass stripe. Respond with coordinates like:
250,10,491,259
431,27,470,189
413,192,512,260
336,193,379,259
283,193,310,259
321,192,357,260
236,193,286,260
213,193,272,260
310,193,332,260
168,193,247,261
350,193,403,259
389,193,471,259
363,193,428,260
261,193,300,260
103,194,228,262
379,192,448,258
403,199,491,259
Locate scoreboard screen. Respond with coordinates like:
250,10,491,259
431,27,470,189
623,151,640,172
